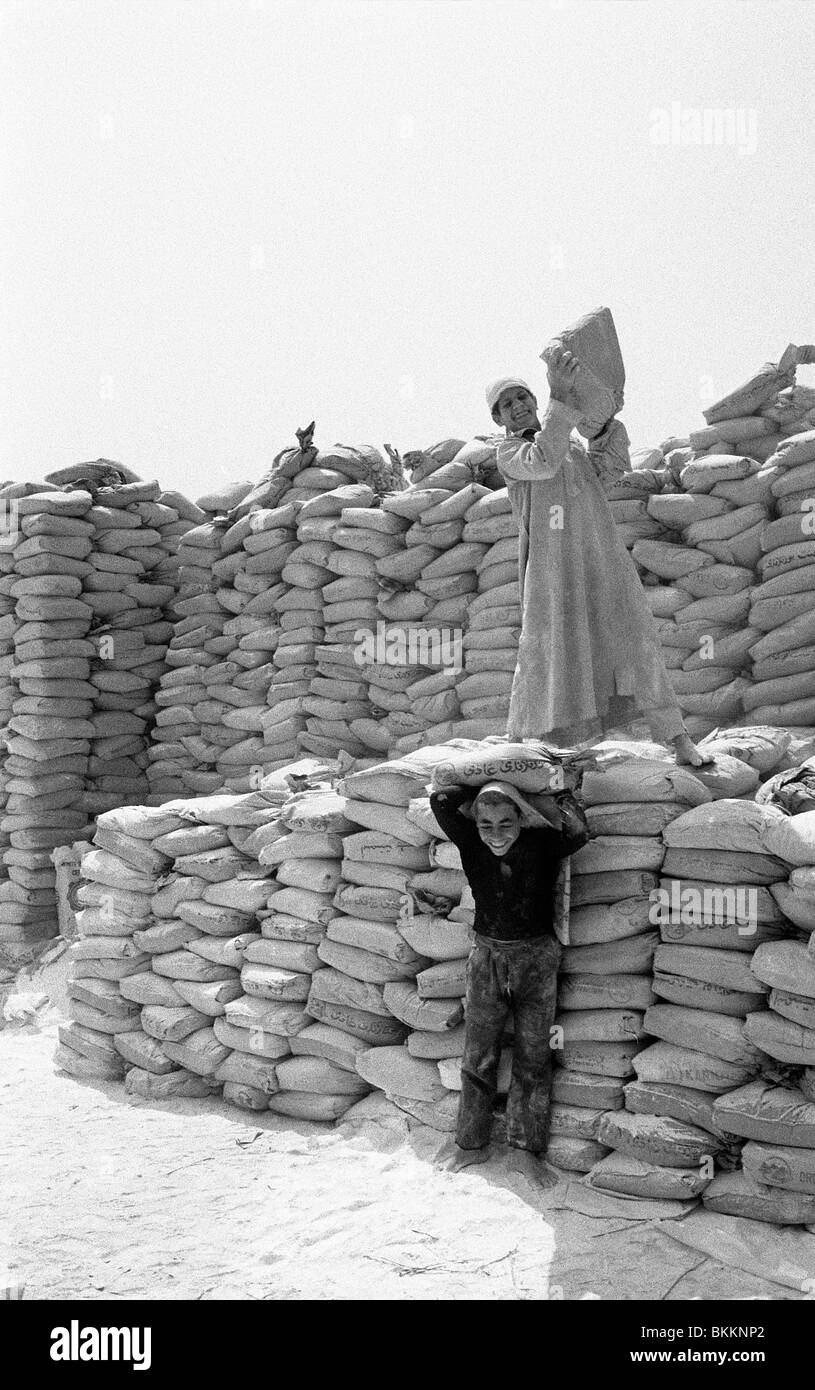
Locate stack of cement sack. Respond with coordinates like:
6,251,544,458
249,779,373,1119
0,467,194,974
459,488,521,737
559,750,715,1182
699,801,815,1224
334,751,470,1130
300,484,391,761
582,735,811,1212
0,486,95,971
148,433,404,788
55,804,183,1084
748,428,815,729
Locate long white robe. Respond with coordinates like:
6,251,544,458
497,399,685,747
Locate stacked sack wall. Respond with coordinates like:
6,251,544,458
54,733,815,1227
0,473,197,981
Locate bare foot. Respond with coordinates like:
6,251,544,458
505,1148,561,1190
438,1139,491,1172
672,733,715,768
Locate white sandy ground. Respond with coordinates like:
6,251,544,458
3,950,815,1302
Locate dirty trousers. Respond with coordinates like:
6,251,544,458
457,933,561,1154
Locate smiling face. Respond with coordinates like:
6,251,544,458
474,800,522,857
494,385,540,434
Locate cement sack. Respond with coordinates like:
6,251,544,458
96,804,186,839
80,850,156,895
258,830,343,864
566,899,653,947
770,882,815,931
581,760,710,806
317,938,421,984
407,1024,467,1059
653,972,766,1016
308,966,391,1017
57,1022,120,1068
275,858,342,894
702,1169,815,1224
750,940,815,998
327,915,424,964
241,962,311,1002
151,877,206,918
224,994,310,1036
587,1153,710,1200
342,799,431,847
714,1080,815,1148
763,810,815,866
340,861,412,893
597,1109,721,1167
119,973,185,1007
744,1010,815,1065
355,1045,448,1101
661,846,786,885
546,1136,610,1173
172,978,243,1016
152,951,234,983
558,1008,644,1042
624,1079,728,1138
663,799,789,856
547,1104,604,1141
270,886,336,926
267,1092,359,1121
654,944,769,995
571,836,664,874
551,1070,625,1110
202,880,271,913
333,882,405,923
571,870,659,907
644,1004,761,1065
584,801,688,837
68,1000,141,1036
141,1005,211,1043
124,1067,217,1100
275,1056,369,1095
176,902,257,937
560,933,658,976
742,1139,815,1194
555,1039,639,1078
289,1022,368,1071
54,1045,123,1081
770,987,815,1031
133,921,202,955
244,938,321,973
113,1030,176,1075
305,993,407,1044
262,913,325,945
416,958,467,999
382,980,464,1032
212,1017,290,1059
340,762,432,808
280,790,354,835
397,914,472,961
558,974,654,1012
431,742,575,794
633,1041,758,1094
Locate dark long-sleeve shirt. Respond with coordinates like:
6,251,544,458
429,786,590,943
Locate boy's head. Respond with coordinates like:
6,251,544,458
472,785,522,857
486,377,540,433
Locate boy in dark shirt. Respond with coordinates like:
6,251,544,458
429,779,590,1184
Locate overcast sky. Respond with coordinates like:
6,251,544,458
3,0,814,499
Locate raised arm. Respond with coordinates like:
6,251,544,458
496,398,584,482
429,785,479,851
